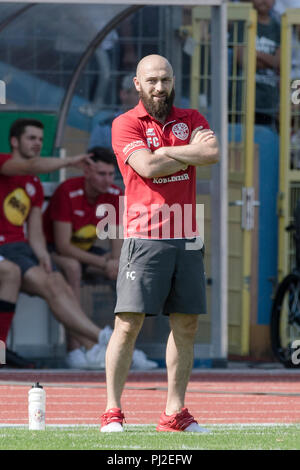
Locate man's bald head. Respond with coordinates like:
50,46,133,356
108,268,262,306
136,55,174,81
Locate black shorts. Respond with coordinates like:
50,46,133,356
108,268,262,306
0,242,56,277
114,238,207,316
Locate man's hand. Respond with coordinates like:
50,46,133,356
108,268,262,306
38,252,52,274
190,129,215,145
66,154,94,170
95,254,109,270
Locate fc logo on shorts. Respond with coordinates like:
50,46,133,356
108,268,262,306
126,271,136,280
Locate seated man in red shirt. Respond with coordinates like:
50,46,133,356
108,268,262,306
0,257,22,363
43,146,157,370
0,118,116,369
0,256,37,368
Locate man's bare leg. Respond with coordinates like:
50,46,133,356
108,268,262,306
0,260,22,342
0,260,21,303
50,253,94,350
50,253,82,301
22,267,100,348
165,313,199,415
105,312,145,410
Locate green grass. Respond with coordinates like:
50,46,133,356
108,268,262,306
0,424,299,450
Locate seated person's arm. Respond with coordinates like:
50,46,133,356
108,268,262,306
27,207,52,273
0,154,93,176
105,237,123,280
53,220,108,269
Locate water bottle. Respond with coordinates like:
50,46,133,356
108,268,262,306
28,382,46,430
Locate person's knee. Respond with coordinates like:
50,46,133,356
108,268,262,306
170,314,199,341
45,271,73,298
0,261,21,286
61,258,82,284
115,312,145,340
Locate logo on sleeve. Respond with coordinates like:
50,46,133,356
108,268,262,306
25,182,36,197
172,123,189,141
123,140,145,156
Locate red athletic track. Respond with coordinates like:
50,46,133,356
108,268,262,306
1,369,300,426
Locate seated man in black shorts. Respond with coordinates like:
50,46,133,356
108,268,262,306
0,257,20,354
43,146,157,370
0,256,36,368
0,118,117,369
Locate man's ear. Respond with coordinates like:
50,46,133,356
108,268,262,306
133,76,140,92
10,136,18,150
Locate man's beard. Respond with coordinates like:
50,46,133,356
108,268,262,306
139,88,175,121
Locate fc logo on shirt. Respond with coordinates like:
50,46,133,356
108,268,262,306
172,123,189,141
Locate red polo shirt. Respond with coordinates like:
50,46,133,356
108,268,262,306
112,101,210,239
0,154,44,245
43,177,123,251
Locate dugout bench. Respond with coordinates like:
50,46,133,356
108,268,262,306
6,182,118,367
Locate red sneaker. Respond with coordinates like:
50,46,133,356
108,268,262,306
100,408,125,432
156,408,209,433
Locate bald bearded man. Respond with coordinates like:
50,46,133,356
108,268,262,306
100,55,219,433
